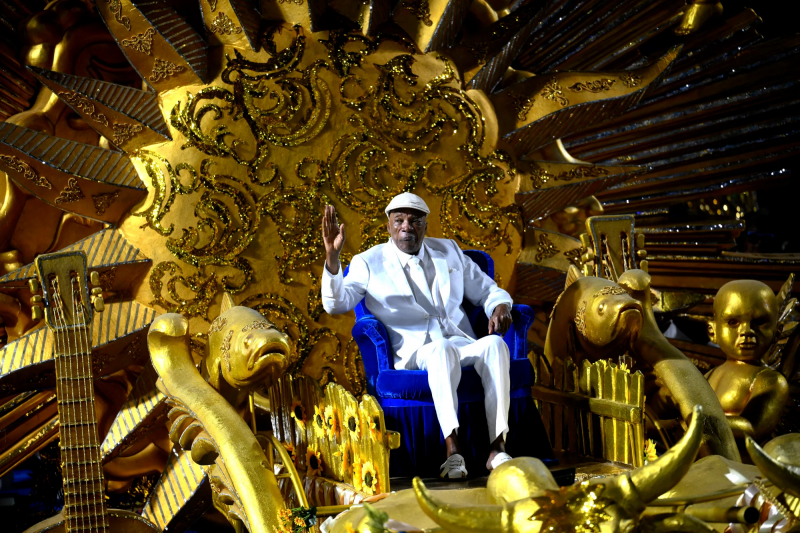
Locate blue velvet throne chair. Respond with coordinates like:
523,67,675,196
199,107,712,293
345,249,554,477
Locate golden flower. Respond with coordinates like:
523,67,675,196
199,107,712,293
344,404,361,439
644,439,658,464
324,404,341,440
306,445,323,477
334,442,353,477
290,400,306,431
345,522,356,533
361,460,378,496
294,517,306,527
314,405,327,437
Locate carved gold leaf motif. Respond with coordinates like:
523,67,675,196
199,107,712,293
208,316,227,334
568,79,616,93
541,77,569,106
54,178,85,204
149,58,187,82
535,233,559,262
105,0,131,30
112,122,144,146
92,191,119,215
620,72,642,88
564,247,584,268
0,154,52,189
207,12,243,35
402,0,433,26
58,91,109,125
121,28,157,55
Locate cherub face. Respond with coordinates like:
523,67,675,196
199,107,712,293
709,280,778,362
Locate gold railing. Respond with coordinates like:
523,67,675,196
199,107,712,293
531,354,645,467
268,374,399,499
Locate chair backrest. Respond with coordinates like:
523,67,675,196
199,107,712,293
343,249,494,320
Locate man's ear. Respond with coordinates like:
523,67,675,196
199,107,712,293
707,319,716,343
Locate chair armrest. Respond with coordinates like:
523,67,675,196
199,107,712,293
504,304,535,360
351,317,394,396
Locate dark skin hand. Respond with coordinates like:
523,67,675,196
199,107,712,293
322,205,346,275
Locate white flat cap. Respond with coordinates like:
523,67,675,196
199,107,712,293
385,192,430,216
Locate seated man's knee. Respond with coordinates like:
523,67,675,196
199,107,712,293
488,335,509,354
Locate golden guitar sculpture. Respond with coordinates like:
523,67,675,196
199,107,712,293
24,251,158,533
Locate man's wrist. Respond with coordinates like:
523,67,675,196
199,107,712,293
325,253,340,274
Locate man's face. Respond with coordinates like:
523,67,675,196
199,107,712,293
709,281,778,362
387,208,427,254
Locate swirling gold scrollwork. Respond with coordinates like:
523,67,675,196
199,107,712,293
105,0,131,30
112,122,144,146
58,91,109,125
92,191,119,215
241,293,340,374
320,29,414,78
568,79,616,93
0,154,52,189
341,53,520,252
149,260,220,319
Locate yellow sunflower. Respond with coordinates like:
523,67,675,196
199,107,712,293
352,455,363,491
281,441,297,466
305,445,322,477
313,405,327,437
324,404,341,440
290,400,306,431
361,460,378,496
368,414,381,440
334,442,353,477
344,404,361,439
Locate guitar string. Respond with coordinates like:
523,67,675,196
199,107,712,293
50,280,75,531
51,278,88,530
54,277,99,531
77,290,107,531
73,277,105,531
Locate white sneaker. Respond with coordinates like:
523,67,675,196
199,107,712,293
439,453,468,479
489,452,513,470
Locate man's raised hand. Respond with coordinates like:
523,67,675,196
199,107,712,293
322,205,345,274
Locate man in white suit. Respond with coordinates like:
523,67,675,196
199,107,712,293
321,192,514,478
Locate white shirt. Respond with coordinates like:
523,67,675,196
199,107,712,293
391,241,469,341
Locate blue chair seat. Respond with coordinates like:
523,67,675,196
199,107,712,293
376,360,533,404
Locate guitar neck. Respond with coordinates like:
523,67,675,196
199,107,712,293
54,327,109,533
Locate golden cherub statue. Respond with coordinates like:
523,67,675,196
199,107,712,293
706,279,791,442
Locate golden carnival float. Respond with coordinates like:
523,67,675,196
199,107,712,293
0,0,797,532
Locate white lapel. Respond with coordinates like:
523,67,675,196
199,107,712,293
382,242,417,306
428,245,451,308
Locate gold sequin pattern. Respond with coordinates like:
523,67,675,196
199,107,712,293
207,12,243,35
220,329,234,370
121,28,156,55
241,320,275,332
150,58,187,83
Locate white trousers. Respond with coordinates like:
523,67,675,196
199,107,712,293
408,335,510,443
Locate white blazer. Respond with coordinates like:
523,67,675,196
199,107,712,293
321,237,512,368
